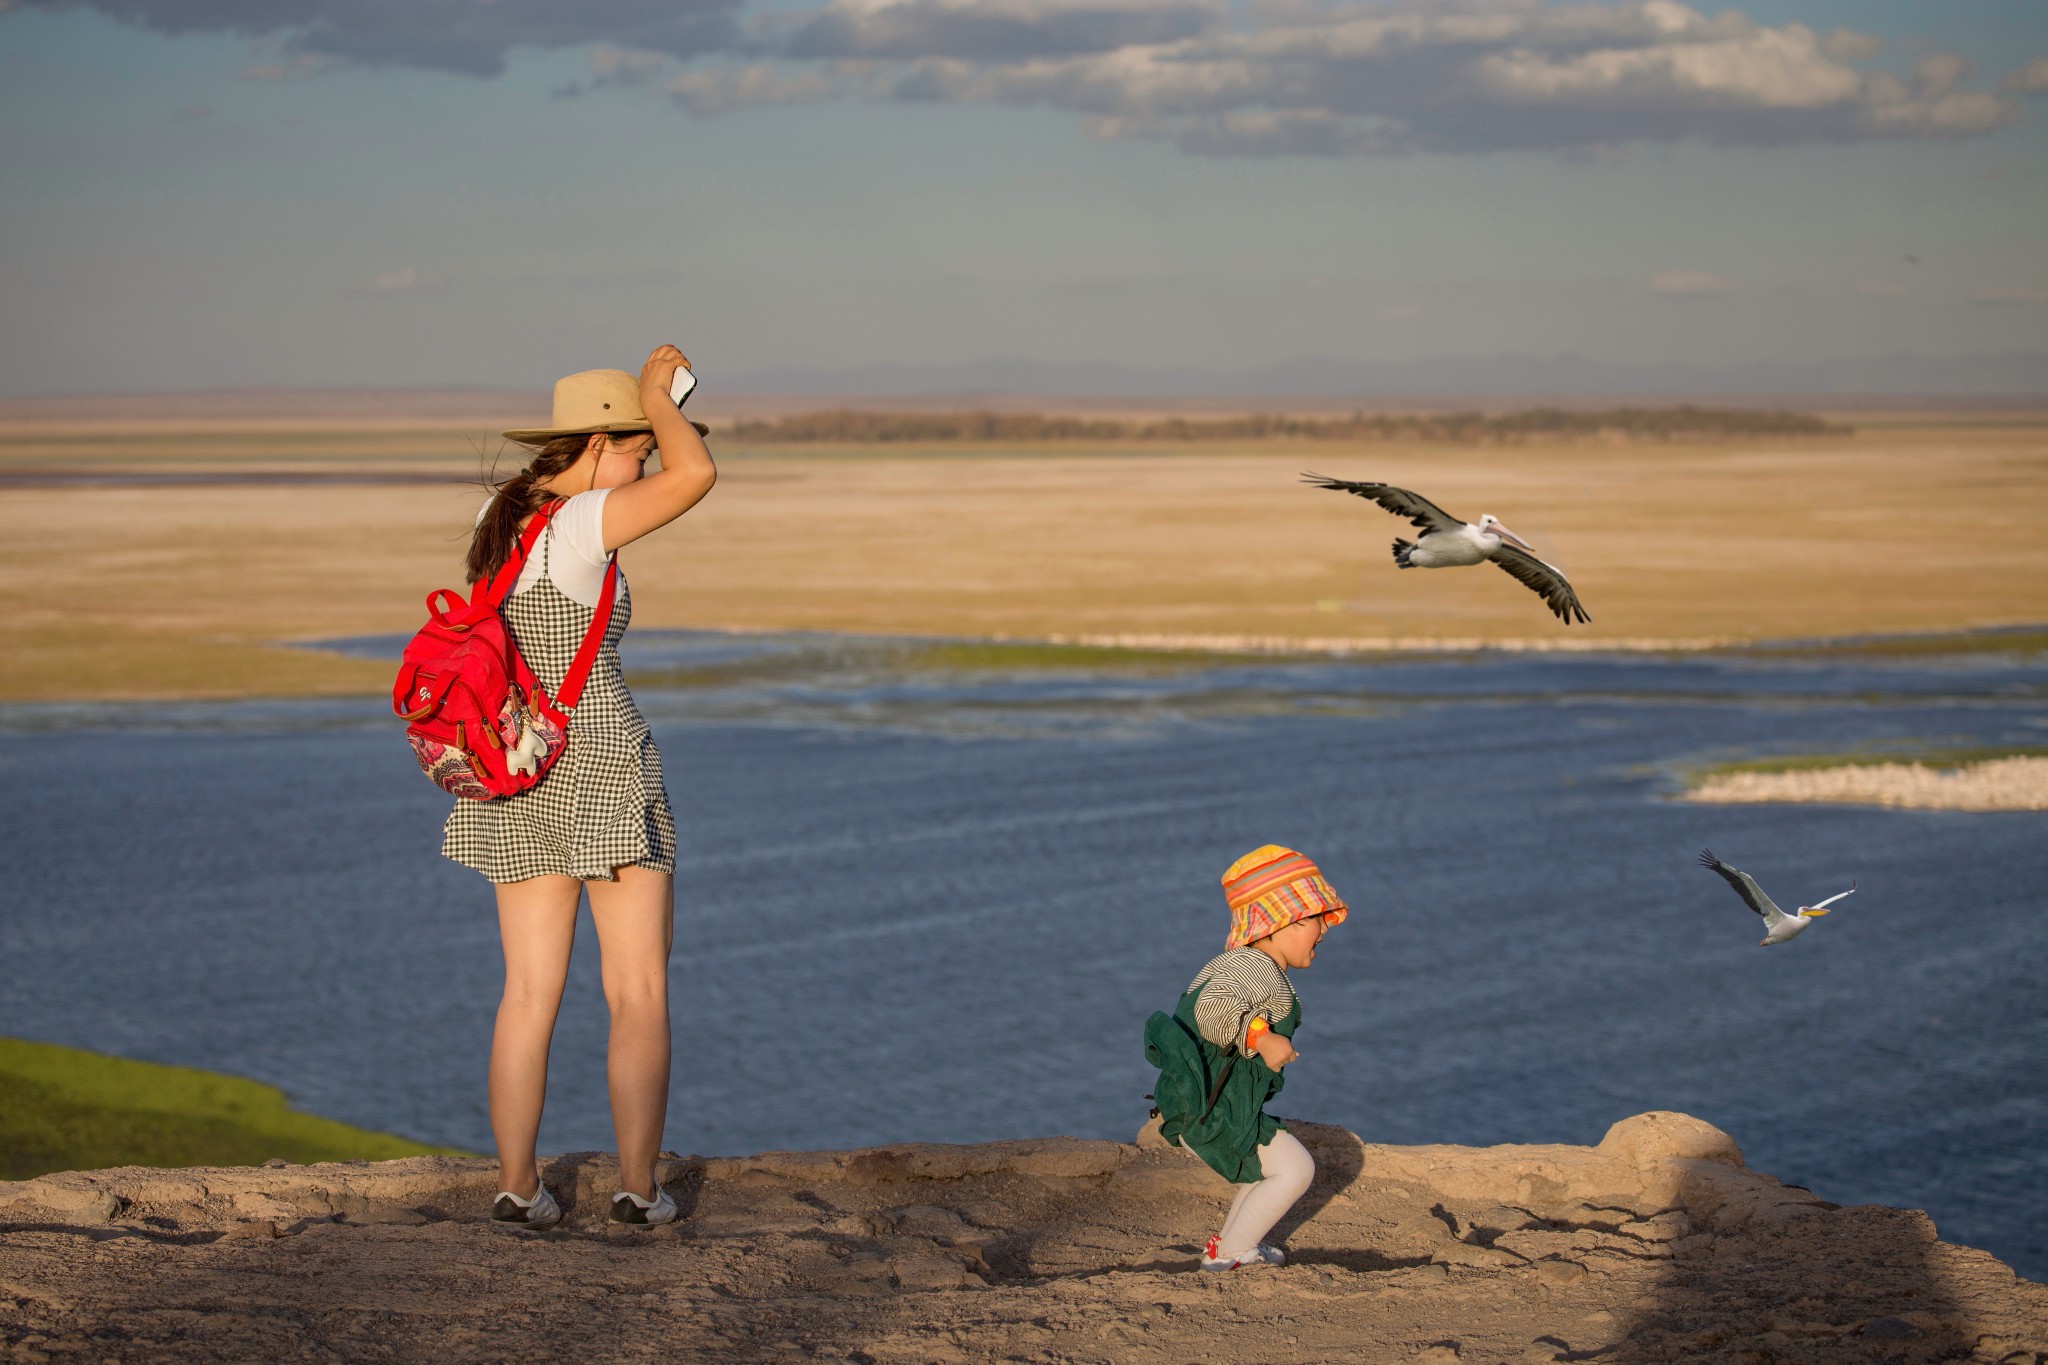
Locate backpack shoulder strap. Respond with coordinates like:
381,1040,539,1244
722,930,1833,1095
555,553,619,711
473,499,563,614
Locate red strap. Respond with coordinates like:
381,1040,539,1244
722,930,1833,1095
426,587,471,628
555,554,618,710
472,499,563,617
470,496,612,710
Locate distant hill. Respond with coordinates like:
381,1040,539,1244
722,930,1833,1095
729,406,1850,443
721,351,2048,399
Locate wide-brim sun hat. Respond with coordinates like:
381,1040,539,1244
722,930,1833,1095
1222,844,1348,950
503,368,708,442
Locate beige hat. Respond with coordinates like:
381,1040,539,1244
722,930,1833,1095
500,369,656,443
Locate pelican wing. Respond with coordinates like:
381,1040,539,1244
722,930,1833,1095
1490,544,1591,624
1697,848,1782,920
1300,474,1463,534
1810,882,1856,911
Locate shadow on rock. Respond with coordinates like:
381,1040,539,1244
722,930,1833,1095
1271,1114,1365,1246
1595,1121,2019,1365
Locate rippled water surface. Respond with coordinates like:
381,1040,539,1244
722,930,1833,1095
3,636,2044,1278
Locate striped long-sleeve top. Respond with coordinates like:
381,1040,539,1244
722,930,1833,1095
1186,947,1296,1052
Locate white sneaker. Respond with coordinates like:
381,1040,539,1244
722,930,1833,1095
610,1186,678,1227
492,1182,562,1228
1201,1236,1285,1271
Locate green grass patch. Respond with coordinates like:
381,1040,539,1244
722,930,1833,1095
1691,743,2048,781
0,624,392,703
0,1037,466,1179
624,638,1271,689
625,658,822,690
1745,628,2048,660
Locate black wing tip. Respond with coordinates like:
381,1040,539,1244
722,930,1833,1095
1549,598,1591,625
1697,847,1722,869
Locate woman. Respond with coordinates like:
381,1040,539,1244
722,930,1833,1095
444,344,715,1228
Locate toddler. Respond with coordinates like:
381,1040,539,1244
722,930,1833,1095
1144,845,1347,1271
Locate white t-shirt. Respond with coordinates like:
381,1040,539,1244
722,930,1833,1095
477,488,614,607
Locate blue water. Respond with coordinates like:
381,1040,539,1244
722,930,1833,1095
1,637,2044,1279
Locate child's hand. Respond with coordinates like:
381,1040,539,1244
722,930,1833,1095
1254,1033,1297,1069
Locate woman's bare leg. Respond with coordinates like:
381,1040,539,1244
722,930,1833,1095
489,874,582,1197
586,864,675,1199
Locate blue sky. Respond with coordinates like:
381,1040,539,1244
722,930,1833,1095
0,0,2043,393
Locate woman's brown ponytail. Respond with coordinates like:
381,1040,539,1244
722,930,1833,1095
466,434,590,584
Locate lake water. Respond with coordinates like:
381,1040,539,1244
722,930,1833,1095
2,636,2044,1279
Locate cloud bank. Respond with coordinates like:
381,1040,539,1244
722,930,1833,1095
11,0,743,77
734,0,2039,155
14,0,2042,156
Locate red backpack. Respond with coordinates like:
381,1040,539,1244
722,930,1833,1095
392,499,618,801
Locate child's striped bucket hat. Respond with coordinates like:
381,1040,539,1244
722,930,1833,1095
1222,845,1348,950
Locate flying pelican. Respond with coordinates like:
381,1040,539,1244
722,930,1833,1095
1697,848,1855,947
1300,474,1590,624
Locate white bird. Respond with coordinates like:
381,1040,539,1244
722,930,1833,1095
1301,474,1590,624
1697,848,1855,947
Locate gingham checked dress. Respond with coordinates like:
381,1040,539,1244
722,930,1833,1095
441,525,678,883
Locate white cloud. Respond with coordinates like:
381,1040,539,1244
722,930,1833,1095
1820,28,1881,62
556,45,671,97
719,1,2027,156
784,0,1221,60
2004,57,2048,95
1466,24,1862,111
668,64,838,114
18,0,2034,160
1913,53,1970,97
1862,89,2014,137
1172,108,1396,156
12,0,742,77
1651,268,1734,295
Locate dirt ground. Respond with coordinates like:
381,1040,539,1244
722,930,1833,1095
0,1112,2041,1365
3,416,2045,701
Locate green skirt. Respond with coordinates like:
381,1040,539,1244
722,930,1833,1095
1143,984,1299,1183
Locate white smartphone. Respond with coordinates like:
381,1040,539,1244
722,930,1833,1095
669,366,697,407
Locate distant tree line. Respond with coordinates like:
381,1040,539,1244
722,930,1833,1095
725,405,1849,443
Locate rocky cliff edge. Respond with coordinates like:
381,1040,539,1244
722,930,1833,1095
1,1111,2041,1363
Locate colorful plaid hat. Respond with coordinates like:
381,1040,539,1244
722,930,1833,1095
1222,845,1348,950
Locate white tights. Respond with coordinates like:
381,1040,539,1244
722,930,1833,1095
1215,1129,1315,1257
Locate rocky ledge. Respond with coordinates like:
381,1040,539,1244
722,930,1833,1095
0,1111,2040,1364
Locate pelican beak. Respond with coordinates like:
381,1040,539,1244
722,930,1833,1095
1490,522,1535,553
1800,907,1829,917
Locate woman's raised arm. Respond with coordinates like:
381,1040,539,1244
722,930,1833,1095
601,343,718,551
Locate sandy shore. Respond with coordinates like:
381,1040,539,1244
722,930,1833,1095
1688,756,2048,812
0,1112,2040,1364
2,417,2044,701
